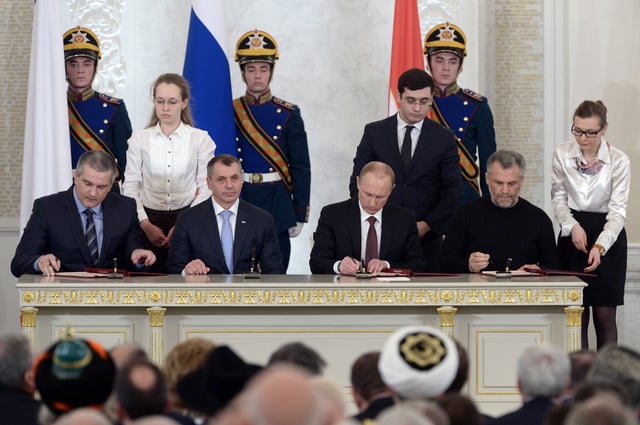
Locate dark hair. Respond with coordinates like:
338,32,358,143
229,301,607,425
573,100,608,128
445,339,469,394
114,360,168,419
207,154,242,177
397,68,435,95
76,150,117,182
267,342,327,375
350,351,387,401
147,73,194,127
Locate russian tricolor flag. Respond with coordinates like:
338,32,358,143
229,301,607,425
183,0,236,155
388,0,425,116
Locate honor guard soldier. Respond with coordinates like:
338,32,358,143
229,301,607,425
233,29,311,270
424,22,496,204
64,26,132,191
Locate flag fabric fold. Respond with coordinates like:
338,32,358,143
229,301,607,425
388,0,425,115
20,0,71,233
183,0,236,156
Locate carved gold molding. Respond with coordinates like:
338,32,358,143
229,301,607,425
147,307,166,328
18,287,584,307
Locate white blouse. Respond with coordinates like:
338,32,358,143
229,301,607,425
551,138,630,251
122,122,216,222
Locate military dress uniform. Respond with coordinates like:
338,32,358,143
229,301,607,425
64,26,132,186
68,88,132,182
424,22,496,204
233,30,311,270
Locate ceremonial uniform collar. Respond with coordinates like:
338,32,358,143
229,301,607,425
67,87,95,102
433,83,459,97
243,90,272,105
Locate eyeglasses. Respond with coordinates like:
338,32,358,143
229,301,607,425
402,96,432,107
571,125,602,138
154,98,182,107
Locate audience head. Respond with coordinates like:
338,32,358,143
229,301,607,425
114,359,168,421
148,73,194,128
177,345,262,417
243,364,326,425
33,334,116,416
51,408,111,425
350,351,391,409
444,338,470,394
162,337,215,409
357,161,395,215
437,394,481,425
110,343,148,369
569,349,597,390
379,325,459,400
565,393,637,425
267,342,327,375
587,344,640,408
377,403,437,425
0,332,34,394
516,343,570,399
206,155,244,210
486,150,526,209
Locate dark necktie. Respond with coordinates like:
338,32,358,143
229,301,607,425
365,216,378,267
220,210,234,273
83,209,99,265
401,125,414,170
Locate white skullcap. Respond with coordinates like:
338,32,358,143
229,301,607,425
378,325,459,399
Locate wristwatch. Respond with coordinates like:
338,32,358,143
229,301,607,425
593,243,605,256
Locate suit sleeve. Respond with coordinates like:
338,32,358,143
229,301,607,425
309,206,340,274
439,208,472,273
349,124,375,198
11,199,48,277
258,215,285,274
425,132,462,236
284,107,311,223
166,213,194,274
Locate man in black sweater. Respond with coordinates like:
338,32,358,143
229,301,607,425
440,150,558,273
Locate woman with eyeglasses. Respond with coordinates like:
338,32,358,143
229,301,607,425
551,100,630,349
122,73,215,273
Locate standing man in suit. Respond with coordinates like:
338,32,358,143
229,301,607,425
424,22,496,204
11,151,156,277
233,29,311,271
311,162,424,274
64,26,132,190
349,69,461,271
166,155,284,275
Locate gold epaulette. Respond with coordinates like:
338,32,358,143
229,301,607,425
272,96,296,111
461,88,487,103
98,93,123,105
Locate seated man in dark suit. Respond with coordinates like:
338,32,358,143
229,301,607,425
166,154,284,275
440,150,558,273
310,161,424,274
11,151,155,277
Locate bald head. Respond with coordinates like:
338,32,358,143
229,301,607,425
244,365,326,425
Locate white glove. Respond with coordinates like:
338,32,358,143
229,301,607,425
288,222,304,238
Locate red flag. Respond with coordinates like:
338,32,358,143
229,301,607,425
388,0,424,115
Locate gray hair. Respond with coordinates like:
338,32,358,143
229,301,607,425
517,343,570,398
76,150,117,183
0,333,33,389
486,150,526,177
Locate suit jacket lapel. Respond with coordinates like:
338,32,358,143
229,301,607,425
65,188,93,265
205,203,228,273
348,200,362,260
